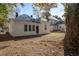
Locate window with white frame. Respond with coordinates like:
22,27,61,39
33,25,35,31
29,25,31,31
24,25,27,31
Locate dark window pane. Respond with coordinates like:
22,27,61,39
29,25,31,31
24,25,27,31
33,25,35,31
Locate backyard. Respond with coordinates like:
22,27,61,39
0,32,65,56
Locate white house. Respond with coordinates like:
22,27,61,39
49,17,66,32
50,17,59,31
8,14,51,37
58,23,66,32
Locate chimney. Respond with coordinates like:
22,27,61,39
16,12,18,17
31,15,33,18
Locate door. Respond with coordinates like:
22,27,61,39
36,26,39,34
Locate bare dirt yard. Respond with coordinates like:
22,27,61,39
0,32,65,56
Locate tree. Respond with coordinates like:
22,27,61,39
0,4,9,28
32,6,40,18
0,3,24,28
33,3,57,21
64,3,79,56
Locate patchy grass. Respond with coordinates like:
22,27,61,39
0,32,65,56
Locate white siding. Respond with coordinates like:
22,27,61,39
9,21,15,36
9,21,50,37
58,24,66,32
39,22,50,34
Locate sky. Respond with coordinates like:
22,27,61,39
16,3,64,19
17,3,33,16
50,4,64,18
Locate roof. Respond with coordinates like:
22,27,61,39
49,16,59,21
57,20,64,24
11,14,40,23
49,16,64,25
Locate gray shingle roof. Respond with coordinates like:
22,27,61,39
15,14,33,21
11,14,40,23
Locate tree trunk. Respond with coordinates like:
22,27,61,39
64,4,79,56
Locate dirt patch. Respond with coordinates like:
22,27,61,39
0,32,65,56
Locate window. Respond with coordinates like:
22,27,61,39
33,25,35,31
24,25,27,31
29,25,31,31
45,25,47,30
